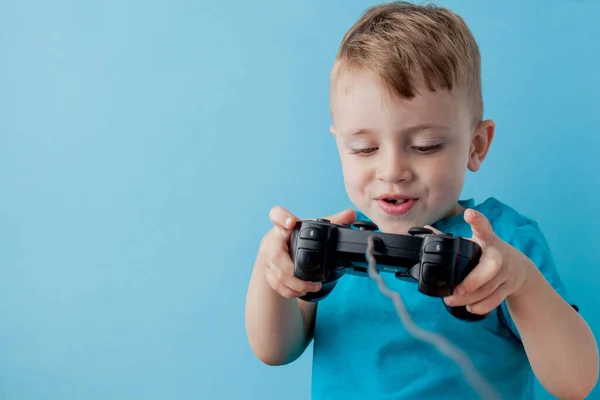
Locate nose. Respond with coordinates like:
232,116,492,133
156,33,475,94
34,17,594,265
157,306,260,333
376,150,413,183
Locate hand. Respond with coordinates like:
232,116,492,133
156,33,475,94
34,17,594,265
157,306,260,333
257,206,357,299
434,209,532,315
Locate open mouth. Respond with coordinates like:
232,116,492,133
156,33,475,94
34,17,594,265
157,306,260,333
383,198,408,205
377,196,417,215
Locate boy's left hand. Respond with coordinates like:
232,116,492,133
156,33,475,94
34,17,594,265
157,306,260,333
430,209,533,315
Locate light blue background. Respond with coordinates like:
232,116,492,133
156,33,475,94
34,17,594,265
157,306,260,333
1,0,598,399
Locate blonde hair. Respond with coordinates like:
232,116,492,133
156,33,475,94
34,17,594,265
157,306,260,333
331,1,483,123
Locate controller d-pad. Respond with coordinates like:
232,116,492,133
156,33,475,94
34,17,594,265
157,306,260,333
300,227,322,240
421,262,450,288
296,248,322,273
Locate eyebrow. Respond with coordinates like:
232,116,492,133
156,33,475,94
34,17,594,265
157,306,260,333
346,123,450,137
346,128,373,137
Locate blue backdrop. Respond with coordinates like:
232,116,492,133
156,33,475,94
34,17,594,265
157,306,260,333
1,0,598,399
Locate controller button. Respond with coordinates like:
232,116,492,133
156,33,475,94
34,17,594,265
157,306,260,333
408,227,433,236
424,240,445,254
300,227,322,240
422,262,449,288
352,221,379,231
297,249,322,273
316,218,330,223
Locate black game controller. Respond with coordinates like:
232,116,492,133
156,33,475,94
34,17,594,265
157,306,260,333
290,218,487,322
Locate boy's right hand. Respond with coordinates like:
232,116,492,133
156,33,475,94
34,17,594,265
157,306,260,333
258,206,357,299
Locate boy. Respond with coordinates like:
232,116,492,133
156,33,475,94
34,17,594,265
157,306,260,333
245,2,598,399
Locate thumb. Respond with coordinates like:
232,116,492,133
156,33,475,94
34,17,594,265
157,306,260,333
464,208,495,247
323,208,357,226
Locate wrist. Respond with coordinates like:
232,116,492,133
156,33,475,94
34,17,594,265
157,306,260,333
507,255,538,301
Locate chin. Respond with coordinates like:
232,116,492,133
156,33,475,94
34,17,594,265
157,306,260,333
374,219,415,235
363,209,416,234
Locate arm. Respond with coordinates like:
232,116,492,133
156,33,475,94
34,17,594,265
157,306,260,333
245,206,356,366
245,261,317,366
506,261,598,400
444,209,598,399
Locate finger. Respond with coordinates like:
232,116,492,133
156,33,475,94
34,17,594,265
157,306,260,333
322,208,357,226
264,268,307,299
264,262,321,297
266,252,322,293
269,206,299,243
269,206,298,230
465,283,508,315
445,265,505,306
259,225,290,255
424,225,443,235
464,208,496,248
455,246,504,295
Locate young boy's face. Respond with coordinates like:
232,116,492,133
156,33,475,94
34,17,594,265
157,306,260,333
329,68,493,234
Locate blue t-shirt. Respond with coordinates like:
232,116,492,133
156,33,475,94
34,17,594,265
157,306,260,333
310,197,575,399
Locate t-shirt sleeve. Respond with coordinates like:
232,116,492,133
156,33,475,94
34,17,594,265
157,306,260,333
498,222,578,340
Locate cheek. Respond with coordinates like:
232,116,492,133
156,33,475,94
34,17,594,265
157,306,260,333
421,155,466,197
339,155,371,192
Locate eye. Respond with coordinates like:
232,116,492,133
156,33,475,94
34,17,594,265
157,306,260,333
349,147,378,155
413,143,444,154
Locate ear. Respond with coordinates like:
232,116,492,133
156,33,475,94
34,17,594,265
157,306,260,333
467,119,495,172
329,124,337,136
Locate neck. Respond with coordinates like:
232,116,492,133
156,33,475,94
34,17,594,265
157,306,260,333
442,202,466,219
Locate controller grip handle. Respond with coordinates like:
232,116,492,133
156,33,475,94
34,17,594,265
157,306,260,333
299,280,339,302
443,301,489,322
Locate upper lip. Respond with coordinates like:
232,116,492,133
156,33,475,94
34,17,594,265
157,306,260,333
376,193,417,200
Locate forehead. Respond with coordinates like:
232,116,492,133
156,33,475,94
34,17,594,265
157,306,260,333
330,69,470,135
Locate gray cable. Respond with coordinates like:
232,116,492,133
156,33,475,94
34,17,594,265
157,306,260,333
365,236,502,400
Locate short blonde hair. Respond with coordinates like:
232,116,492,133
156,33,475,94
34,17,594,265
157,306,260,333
331,1,483,123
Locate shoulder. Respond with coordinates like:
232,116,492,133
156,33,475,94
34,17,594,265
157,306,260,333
474,197,570,297
470,197,543,244
451,197,556,270
472,197,535,228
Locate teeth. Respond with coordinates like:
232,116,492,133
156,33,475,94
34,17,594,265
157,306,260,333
387,199,407,205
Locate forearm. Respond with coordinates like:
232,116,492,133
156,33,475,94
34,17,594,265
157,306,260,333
507,262,599,399
245,264,310,366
